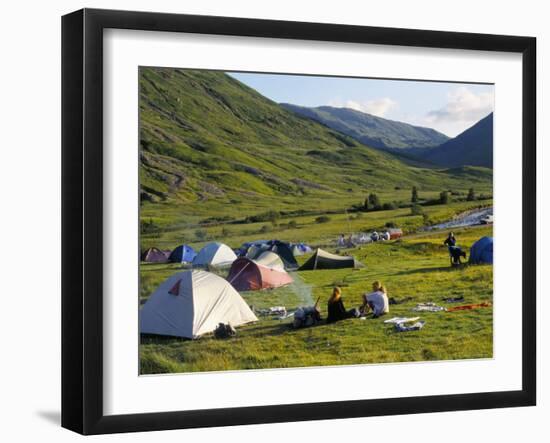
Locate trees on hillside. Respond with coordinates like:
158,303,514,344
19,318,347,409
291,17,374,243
411,186,418,203
467,188,476,201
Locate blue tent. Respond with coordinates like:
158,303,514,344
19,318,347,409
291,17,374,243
169,245,197,263
469,237,493,264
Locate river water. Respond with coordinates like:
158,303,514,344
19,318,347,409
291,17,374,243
425,207,493,231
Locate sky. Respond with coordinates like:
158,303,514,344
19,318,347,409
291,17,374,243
229,72,494,137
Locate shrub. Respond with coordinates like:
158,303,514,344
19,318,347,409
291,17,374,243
287,220,298,229
246,210,280,224
385,221,397,228
467,188,476,201
439,191,450,204
382,202,397,210
410,204,424,216
411,186,418,203
195,229,207,241
140,218,161,237
367,193,381,209
315,215,331,224
259,225,270,233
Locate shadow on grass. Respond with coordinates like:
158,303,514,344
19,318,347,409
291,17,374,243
394,264,468,276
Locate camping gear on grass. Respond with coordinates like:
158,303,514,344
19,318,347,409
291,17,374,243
193,242,237,267
469,236,493,264
227,256,293,291
388,228,403,240
214,323,237,339
253,306,287,317
395,320,426,332
412,302,447,312
299,248,356,270
267,240,299,270
389,296,414,305
168,244,197,263
291,243,313,256
447,302,491,312
255,251,286,271
384,316,421,325
139,270,258,339
292,297,322,328
141,247,170,263
443,296,465,303
246,240,298,271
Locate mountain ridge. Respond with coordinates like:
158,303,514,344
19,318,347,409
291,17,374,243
280,103,450,151
419,113,493,168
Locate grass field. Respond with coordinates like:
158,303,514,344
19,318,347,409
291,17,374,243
140,215,493,374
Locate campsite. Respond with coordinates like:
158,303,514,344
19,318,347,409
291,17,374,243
140,201,493,374
138,67,494,374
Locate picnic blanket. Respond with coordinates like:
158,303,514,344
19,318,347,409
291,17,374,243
395,320,426,332
412,302,446,312
384,316,420,325
447,302,491,312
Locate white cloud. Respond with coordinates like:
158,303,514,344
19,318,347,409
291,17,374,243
329,97,398,117
426,87,494,125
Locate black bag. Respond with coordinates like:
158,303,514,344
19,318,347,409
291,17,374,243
214,323,236,339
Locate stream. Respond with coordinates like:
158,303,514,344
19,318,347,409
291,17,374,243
425,207,493,231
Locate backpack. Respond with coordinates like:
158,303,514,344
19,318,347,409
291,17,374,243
214,322,236,339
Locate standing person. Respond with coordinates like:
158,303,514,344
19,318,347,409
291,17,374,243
444,232,463,265
327,287,358,323
361,281,389,318
337,234,345,247
444,232,457,247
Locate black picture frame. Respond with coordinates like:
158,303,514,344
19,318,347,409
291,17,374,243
62,8,537,435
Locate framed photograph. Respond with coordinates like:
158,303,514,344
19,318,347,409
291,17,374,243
62,8,536,435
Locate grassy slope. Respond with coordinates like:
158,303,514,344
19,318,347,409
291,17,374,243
140,224,493,373
139,68,492,239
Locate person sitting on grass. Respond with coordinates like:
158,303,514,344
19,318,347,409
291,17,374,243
327,287,358,323
361,281,389,318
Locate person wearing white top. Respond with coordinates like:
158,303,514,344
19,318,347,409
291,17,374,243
361,281,389,318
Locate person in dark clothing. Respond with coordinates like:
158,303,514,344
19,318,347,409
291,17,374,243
326,287,358,323
444,232,457,247
443,232,466,265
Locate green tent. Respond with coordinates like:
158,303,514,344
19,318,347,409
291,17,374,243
299,248,356,270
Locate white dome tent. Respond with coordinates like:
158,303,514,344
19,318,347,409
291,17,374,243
193,242,237,267
140,270,258,339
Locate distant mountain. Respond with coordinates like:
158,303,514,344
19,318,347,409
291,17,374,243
421,113,493,168
280,104,450,151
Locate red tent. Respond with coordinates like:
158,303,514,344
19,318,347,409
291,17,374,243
227,257,293,291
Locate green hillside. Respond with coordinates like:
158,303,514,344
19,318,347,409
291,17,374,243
139,68,492,233
421,113,493,168
281,103,449,151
